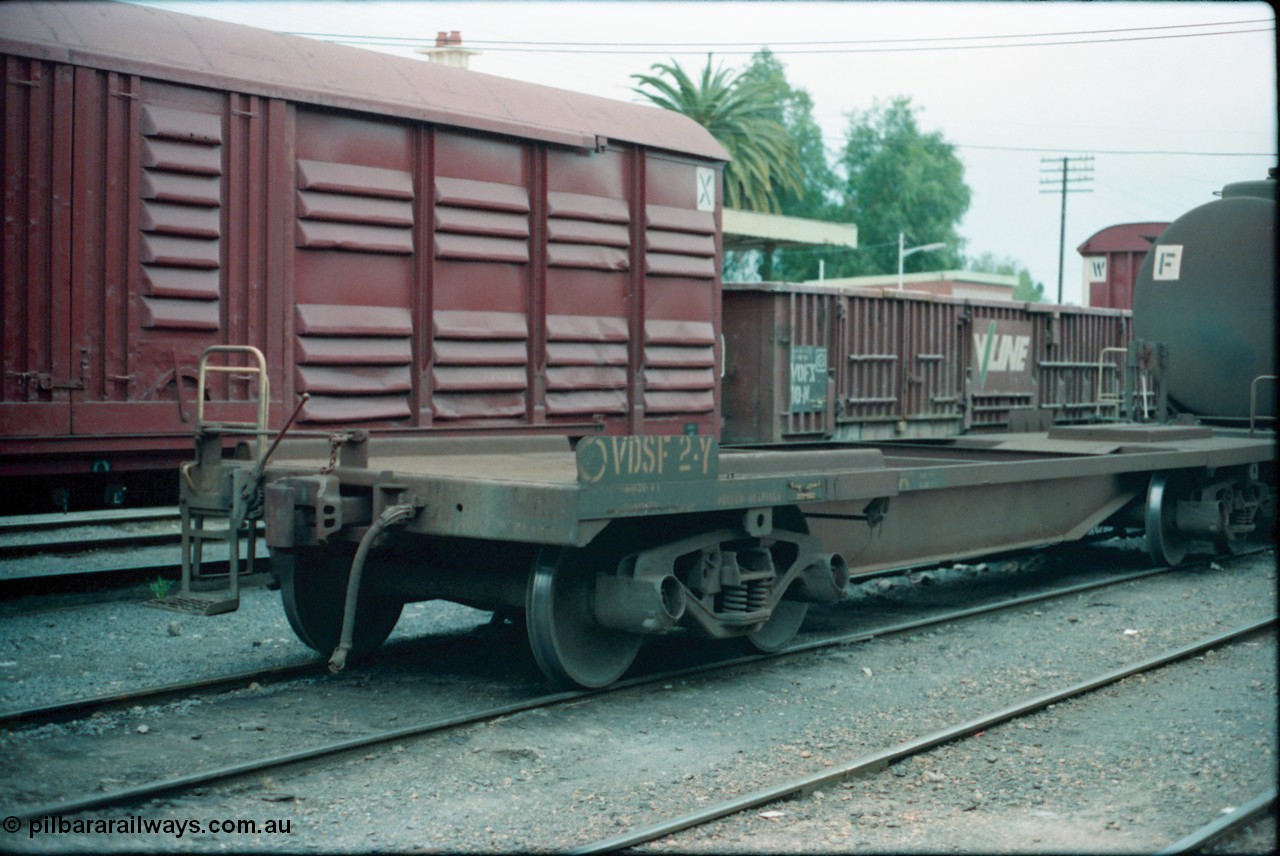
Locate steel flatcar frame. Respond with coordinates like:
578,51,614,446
183,422,1274,687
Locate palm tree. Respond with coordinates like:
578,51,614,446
632,57,803,213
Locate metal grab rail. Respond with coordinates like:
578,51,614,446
1250,375,1276,437
195,345,270,434
1094,347,1127,419
154,346,271,617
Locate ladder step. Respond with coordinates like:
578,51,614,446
146,593,240,616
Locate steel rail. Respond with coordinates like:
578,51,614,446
1153,786,1278,855
571,617,1277,854
0,507,179,535
6,556,1250,822
0,661,322,730
1,557,1184,732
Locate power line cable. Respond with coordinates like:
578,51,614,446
818,137,1276,157
956,144,1276,157
285,24,1272,54
285,18,1271,48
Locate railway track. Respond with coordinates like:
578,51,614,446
4,552,1259,825
1154,787,1277,856
0,506,267,590
0,551,1155,729
571,617,1276,853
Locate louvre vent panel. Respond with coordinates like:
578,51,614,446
645,230,713,256
139,298,220,332
431,309,530,420
140,201,220,239
140,267,221,301
544,313,630,415
643,318,716,414
546,342,628,367
140,171,221,207
435,177,529,212
546,390,629,415
435,207,528,238
433,177,531,264
295,303,414,337
645,204,715,234
294,303,414,423
298,395,413,423
547,191,631,272
141,139,221,175
297,159,413,199
138,104,223,330
295,221,414,254
644,204,715,279
546,366,628,391
433,233,528,263
294,336,412,366
642,390,716,414
434,310,528,341
433,340,527,366
295,365,412,395
547,191,629,223
295,159,414,256
140,103,222,144
296,191,413,227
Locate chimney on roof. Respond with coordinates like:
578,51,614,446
418,30,480,68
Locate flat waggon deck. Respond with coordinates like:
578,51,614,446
260,426,1274,552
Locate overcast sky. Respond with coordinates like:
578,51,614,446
139,1,1276,304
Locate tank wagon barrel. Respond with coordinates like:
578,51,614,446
1132,171,1277,423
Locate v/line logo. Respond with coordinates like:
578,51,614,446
974,320,1031,389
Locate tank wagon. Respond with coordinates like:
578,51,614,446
1,4,1274,688
1132,172,1276,423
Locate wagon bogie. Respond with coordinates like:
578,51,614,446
1144,463,1275,566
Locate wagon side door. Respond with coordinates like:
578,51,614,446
68,73,272,437
1,57,74,441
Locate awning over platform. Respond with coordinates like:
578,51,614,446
722,209,858,252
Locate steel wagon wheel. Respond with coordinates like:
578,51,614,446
526,545,645,689
277,547,403,661
1145,471,1191,567
741,599,809,653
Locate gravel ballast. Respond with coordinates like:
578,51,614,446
0,545,1274,853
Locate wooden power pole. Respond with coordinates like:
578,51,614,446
1039,155,1094,304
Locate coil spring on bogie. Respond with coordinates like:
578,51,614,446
1231,507,1256,528
715,579,773,613
717,585,749,612
747,578,772,610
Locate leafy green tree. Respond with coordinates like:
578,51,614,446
632,56,803,213
833,97,970,278
738,50,843,281
739,49,837,220
967,252,1047,302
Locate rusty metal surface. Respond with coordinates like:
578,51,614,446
0,2,727,161
721,283,1132,443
